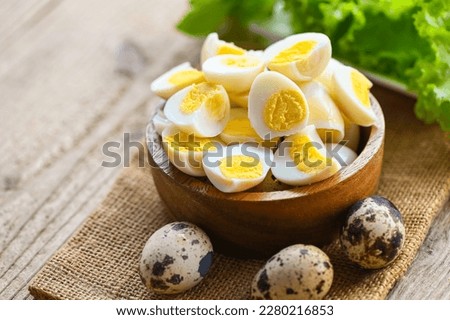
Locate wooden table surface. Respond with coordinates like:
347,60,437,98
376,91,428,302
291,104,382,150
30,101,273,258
0,0,448,300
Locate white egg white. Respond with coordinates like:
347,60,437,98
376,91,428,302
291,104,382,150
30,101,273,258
202,54,265,93
150,62,204,100
315,58,344,94
164,83,230,137
203,144,273,193
300,81,344,143
247,50,265,59
152,109,172,136
248,71,309,139
200,33,246,65
332,66,376,126
264,32,332,82
272,125,341,186
162,125,223,177
325,143,358,168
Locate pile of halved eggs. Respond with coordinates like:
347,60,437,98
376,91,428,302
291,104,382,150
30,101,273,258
151,32,378,193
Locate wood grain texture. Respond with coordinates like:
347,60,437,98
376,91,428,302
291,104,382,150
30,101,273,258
147,98,384,257
0,0,199,300
388,202,450,299
0,0,448,299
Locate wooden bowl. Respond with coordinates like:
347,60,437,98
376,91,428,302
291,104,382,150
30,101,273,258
146,95,385,258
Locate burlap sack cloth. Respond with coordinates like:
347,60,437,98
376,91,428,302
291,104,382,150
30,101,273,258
29,87,449,299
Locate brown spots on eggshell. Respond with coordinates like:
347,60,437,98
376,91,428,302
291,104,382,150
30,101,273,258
251,244,333,300
340,196,405,269
139,222,213,294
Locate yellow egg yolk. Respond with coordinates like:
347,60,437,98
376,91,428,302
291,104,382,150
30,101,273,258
222,118,260,139
316,128,341,143
263,89,307,131
351,70,371,107
216,44,246,56
289,135,329,173
222,57,259,68
180,83,226,120
168,69,205,88
228,92,248,108
163,131,217,153
269,40,317,66
219,155,263,179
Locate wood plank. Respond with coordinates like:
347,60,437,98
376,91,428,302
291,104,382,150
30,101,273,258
0,0,200,299
0,0,193,244
0,0,198,189
0,0,61,51
388,202,450,299
0,83,146,297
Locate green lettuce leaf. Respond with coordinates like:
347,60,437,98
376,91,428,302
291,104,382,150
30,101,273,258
176,0,234,36
177,0,450,131
409,0,450,130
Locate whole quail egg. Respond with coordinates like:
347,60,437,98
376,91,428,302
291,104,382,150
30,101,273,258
139,222,213,294
251,244,333,300
340,196,405,269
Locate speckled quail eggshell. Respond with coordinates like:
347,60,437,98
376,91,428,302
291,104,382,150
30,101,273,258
252,244,333,300
340,196,405,269
139,222,214,294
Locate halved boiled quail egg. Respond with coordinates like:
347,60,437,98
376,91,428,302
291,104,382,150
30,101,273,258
264,33,332,82
315,58,344,94
300,81,344,143
272,125,341,186
220,108,262,144
219,108,278,147
202,54,265,93
162,125,223,177
200,33,246,65
332,66,376,126
151,62,205,100
164,82,230,137
248,71,309,139
203,144,273,193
